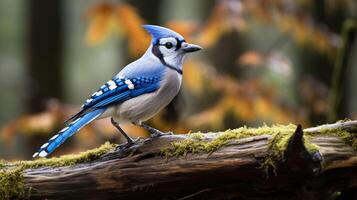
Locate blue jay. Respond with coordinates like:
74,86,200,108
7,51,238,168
32,25,202,158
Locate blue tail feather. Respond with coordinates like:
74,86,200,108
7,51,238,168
33,108,106,158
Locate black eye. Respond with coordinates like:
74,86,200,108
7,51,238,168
165,42,173,49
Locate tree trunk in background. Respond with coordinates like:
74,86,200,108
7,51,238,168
27,0,63,113
328,20,356,122
129,0,162,24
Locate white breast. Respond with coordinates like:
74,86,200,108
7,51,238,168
113,69,182,123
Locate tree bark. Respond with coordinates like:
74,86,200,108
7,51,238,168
23,121,357,200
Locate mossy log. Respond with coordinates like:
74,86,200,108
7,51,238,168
2,121,357,200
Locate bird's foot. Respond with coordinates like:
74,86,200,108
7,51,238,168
115,137,141,151
150,131,174,138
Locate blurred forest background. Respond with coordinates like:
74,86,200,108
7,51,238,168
0,0,356,160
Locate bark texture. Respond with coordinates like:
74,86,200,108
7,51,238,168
22,121,357,200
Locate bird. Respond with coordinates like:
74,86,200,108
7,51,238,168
32,25,202,158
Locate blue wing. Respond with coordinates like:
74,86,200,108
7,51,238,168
82,76,161,109
64,75,163,124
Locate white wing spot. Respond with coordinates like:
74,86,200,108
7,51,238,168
128,84,135,89
124,80,132,85
71,118,81,125
86,98,93,103
107,80,117,90
32,152,39,158
125,80,135,90
39,150,48,157
60,127,69,133
107,80,115,86
96,90,103,96
40,143,49,149
109,84,117,90
50,134,59,140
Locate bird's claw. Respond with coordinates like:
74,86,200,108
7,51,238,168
115,137,141,151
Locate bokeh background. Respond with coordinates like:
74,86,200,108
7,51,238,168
0,0,356,160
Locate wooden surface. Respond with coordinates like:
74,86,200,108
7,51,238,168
23,121,357,200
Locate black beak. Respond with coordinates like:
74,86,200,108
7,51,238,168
183,43,203,53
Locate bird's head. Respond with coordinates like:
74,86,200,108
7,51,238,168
143,25,202,71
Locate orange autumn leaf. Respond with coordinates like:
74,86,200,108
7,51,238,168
229,96,255,121
188,92,308,129
196,0,246,48
115,4,150,57
186,98,227,129
85,2,115,45
18,113,57,135
0,121,19,146
0,101,65,146
84,2,149,57
149,111,189,134
183,60,206,95
197,4,225,47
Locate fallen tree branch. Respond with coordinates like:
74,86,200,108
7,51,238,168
1,121,357,200
304,120,357,133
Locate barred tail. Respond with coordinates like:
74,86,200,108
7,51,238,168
32,108,106,158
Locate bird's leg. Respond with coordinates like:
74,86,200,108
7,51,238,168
133,122,173,137
110,118,137,149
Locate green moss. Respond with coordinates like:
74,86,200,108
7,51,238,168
263,131,320,175
17,142,116,169
337,118,352,123
0,142,116,199
305,129,357,150
260,156,278,176
303,135,320,152
274,133,319,153
161,124,296,157
189,132,204,140
161,124,325,176
0,160,6,169
0,167,30,200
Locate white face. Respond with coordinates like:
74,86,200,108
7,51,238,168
157,37,186,68
158,37,178,55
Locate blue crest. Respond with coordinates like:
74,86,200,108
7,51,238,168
143,25,184,43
